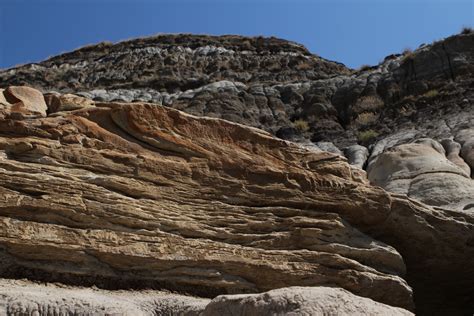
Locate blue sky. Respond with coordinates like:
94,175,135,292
0,0,472,69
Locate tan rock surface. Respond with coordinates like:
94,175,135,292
3,86,47,117
441,138,471,176
0,279,413,316
44,92,95,113
202,286,413,316
0,89,10,107
0,93,473,314
0,278,208,315
367,143,474,211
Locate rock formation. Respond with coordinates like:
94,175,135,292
0,30,473,315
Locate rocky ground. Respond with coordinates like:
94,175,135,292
0,31,473,315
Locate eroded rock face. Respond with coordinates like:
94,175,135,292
0,278,208,316
1,86,48,118
0,91,472,315
0,31,473,315
0,100,413,310
368,142,474,211
44,92,95,113
202,286,413,316
1,33,472,149
0,280,413,316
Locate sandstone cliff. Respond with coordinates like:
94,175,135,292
0,31,473,315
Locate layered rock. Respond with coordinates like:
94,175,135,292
0,89,472,314
0,100,413,310
1,33,471,149
0,31,473,315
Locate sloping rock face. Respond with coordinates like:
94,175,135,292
0,91,472,314
0,100,413,310
1,32,472,213
0,31,473,315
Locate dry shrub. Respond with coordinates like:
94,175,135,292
355,95,384,112
461,27,473,34
293,119,310,132
355,112,378,126
401,48,414,64
423,89,439,98
358,64,372,71
358,129,379,143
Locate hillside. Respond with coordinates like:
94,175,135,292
0,32,473,315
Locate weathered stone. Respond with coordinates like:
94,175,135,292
0,89,10,107
368,143,474,210
0,101,414,311
0,30,473,315
44,92,95,113
3,86,47,117
0,95,472,315
0,278,208,316
441,138,471,176
344,144,369,169
456,128,474,177
202,286,413,316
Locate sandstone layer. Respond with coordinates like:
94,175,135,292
0,89,472,314
1,32,472,214
0,31,473,315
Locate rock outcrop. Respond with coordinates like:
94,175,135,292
0,30,473,315
0,279,209,316
0,86,48,118
1,32,472,213
202,286,413,316
0,279,413,316
368,142,474,211
0,88,472,314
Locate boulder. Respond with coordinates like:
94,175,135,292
367,143,474,210
202,287,413,316
44,92,95,113
456,128,474,177
3,86,47,117
441,138,471,176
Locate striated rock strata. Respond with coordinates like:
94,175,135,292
1,32,472,215
0,90,472,314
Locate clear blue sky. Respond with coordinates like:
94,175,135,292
0,0,472,69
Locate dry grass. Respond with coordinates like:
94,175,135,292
358,64,372,71
461,27,473,35
355,112,378,126
358,129,379,143
401,48,415,64
355,95,384,112
293,119,310,132
423,89,439,98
